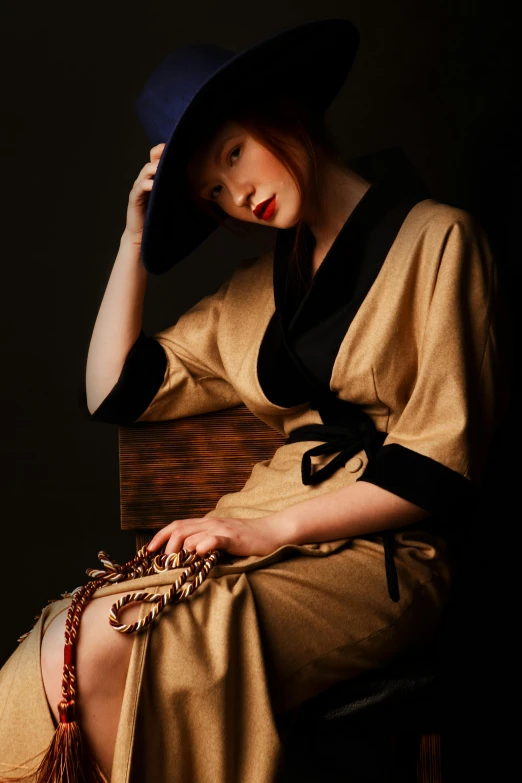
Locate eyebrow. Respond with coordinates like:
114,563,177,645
197,134,238,195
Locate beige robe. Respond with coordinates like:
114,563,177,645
0,199,510,782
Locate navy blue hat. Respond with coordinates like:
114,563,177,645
134,18,360,275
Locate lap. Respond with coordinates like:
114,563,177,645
112,528,450,716
56,527,451,712
225,531,451,712
0,528,451,783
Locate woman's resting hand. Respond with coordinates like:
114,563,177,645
146,514,291,558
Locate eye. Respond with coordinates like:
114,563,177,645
228,145,241,164
208,144,242,200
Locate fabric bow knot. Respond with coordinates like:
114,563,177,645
287,421,387,486
286,418,399,603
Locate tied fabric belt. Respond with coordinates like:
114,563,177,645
286,420,401,603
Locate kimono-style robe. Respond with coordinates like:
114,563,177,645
0,147,511,783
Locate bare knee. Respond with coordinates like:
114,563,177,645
40,592,143,778
41,593,142,719
80,595,136,686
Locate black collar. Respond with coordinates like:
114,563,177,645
257,146,432,409
274,146,432,334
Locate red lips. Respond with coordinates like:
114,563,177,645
254,196,276,220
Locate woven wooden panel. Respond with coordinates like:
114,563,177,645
118,405,286,531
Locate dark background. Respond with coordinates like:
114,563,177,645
1,0,519,772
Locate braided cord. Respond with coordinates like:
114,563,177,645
18,544,222,723
89,544,222,632
105,547,221,633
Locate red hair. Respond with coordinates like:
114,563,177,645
184,93,344,284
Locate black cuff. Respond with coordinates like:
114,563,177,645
356,443,476,516
79,330,168,425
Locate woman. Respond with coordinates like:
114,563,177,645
0,18,511,783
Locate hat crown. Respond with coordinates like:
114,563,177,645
135,44,235,146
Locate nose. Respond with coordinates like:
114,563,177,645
232,181,254,210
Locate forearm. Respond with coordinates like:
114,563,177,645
275,479,430,545
86,231,148,414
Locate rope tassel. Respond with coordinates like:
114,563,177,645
2,544,222,783
30,715,106,783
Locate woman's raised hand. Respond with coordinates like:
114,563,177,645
124,143,166,245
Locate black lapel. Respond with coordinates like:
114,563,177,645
256,146,432,414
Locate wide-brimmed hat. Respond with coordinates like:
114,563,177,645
134,18,360,275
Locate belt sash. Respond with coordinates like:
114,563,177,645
286,420,400,602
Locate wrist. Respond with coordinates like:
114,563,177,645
119,231,149,280
268,509,300,547
121,228,144,250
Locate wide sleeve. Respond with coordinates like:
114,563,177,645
357,212,513,516
85,275,243,425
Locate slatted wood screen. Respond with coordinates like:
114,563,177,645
118,404,285,532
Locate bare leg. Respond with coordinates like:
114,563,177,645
40,593,142,779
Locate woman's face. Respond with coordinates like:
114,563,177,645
186,120,302,228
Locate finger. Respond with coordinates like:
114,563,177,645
163,534,185,556
150,143,166,162
183,531,217,553
147,525,172,551
147,517,213,551
163,526,212,555
193,536,226,556
163,525,220,556
164,530,202,556
147,521,182,552
135,160,159,184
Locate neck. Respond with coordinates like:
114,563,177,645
304,154,372,267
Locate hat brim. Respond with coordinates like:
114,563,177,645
140,18,360,275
